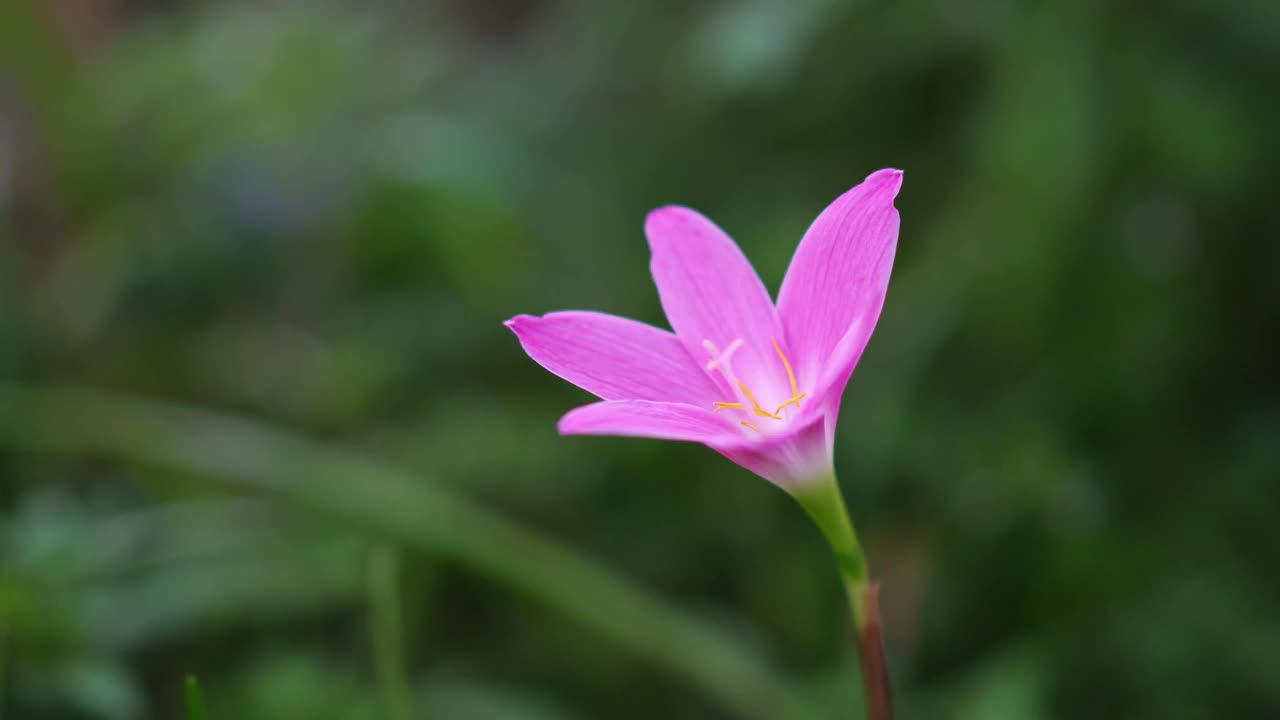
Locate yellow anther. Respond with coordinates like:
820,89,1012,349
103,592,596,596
737,381,781,420
772,340,801,409
774,393,808,415
707,339,809,424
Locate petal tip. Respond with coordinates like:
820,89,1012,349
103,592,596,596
867,167,904,197
555,406,588,436
503,313,540,337
644,205,695,237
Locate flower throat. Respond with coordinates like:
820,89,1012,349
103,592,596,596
703,338,807,432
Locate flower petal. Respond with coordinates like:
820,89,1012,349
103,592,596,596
645,207,791,407
557,400,739,443
505,312,721,404
776,169,902,394
711,412,832,489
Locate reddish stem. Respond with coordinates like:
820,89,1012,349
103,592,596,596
856,582,893,720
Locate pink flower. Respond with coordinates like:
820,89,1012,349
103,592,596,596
506,169,902,490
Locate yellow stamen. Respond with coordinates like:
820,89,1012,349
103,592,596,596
772,339,801,409
737,381,781,419
705,337,808,427
774,392,808,415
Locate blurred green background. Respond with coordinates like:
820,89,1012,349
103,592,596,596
1,0,1278,718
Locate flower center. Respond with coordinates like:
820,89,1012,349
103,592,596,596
702,338,808,434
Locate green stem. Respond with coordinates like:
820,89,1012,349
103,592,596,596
369,547,414,720
793,473,869,622
792,473,894,720
0,629,7,720
184,675,207,720
0,384,805,719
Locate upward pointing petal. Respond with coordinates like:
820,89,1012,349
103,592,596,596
776,169,902,395
646,206,789,405
506,311,721,404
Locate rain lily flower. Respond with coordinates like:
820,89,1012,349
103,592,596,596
507,168,902,718
506,168,902,492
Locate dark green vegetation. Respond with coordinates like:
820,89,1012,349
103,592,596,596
184,676,206,720
1,1,1277,718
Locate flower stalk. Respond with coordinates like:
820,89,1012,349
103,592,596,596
792,474,893,720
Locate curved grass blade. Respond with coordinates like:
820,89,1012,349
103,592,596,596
0,385,806,719
370,547,414,720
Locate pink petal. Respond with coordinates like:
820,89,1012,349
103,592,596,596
506,312,722,404
557,400,739,443
776,169,902,396
711,412,832,489
645,207,791,407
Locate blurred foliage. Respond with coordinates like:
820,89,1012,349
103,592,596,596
184,676,205,720
1,0,1278,718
